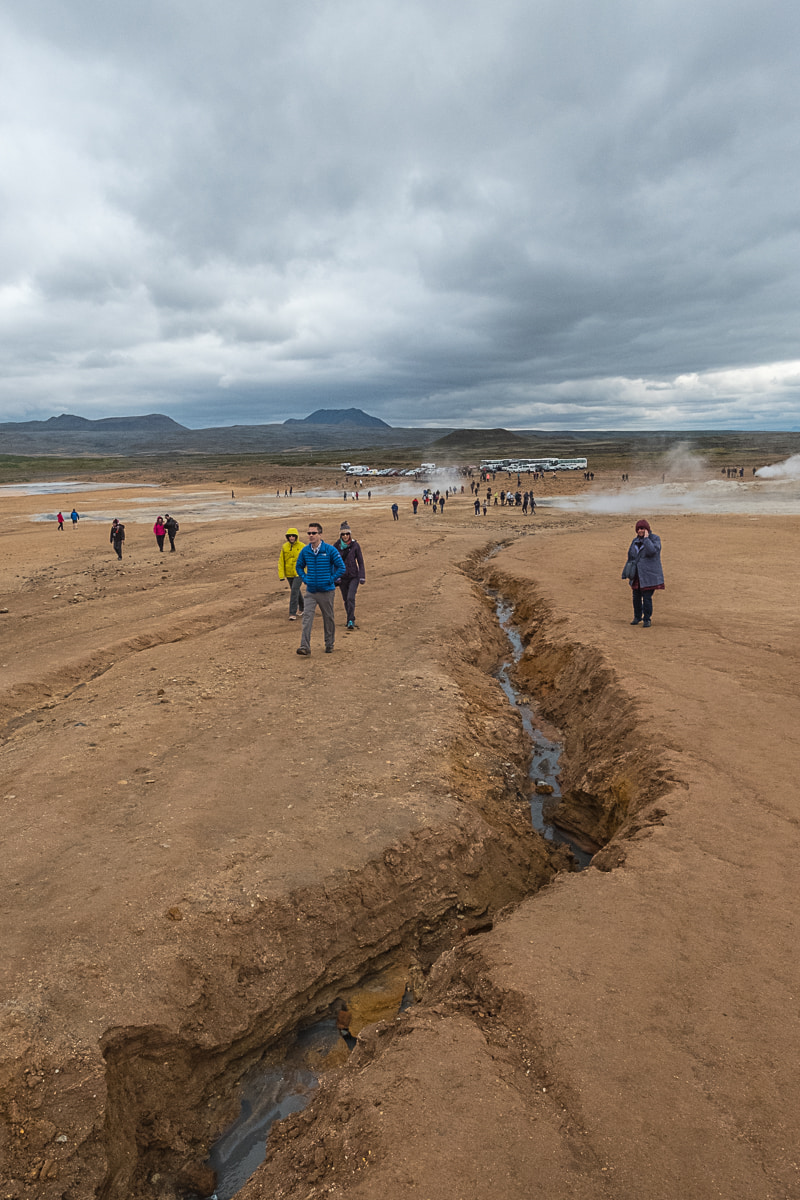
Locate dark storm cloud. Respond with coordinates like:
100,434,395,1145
2,0,800,429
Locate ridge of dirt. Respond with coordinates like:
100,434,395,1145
0,594,275,739
98,807,554,1199
482,564,674,856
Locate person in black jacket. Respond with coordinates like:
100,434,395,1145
110,519,125,560
335,522,366,631
164,513,179,552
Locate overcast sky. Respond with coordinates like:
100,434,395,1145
2,0,800,430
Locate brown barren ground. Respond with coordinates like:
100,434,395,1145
1,466,798,1200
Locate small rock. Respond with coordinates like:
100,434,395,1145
535,781,554,795
0,607,10,614
166,907,183,920
55,1134,68,1143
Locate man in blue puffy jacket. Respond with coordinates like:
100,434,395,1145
295,522,346,655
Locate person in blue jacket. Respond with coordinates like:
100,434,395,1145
624,518,664,627
295,522,346,655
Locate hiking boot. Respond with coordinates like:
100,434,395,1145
642,619,652,627
346,621,355,630
325,646,334,653
296,647,310,656
630,618,641,625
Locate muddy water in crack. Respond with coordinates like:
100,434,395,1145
201,983,414,1198
493,596,592,869
202,1017,345,1200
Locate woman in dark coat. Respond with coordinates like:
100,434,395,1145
624,518,664,627
335,522,366,630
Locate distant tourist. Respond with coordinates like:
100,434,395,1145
295,523,345,656
56,511,64,531
474,498,481,515
153,516,166,552
278,527,306,620
412,498,419,514
164,514,179,552
623,519,664,628
70,508,79,528
335,522,366,631
391,503,399,521
109,518,125,560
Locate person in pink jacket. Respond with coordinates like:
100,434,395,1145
153,517,166,552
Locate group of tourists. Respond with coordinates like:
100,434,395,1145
103,514,180,559
56,493,666,635
493,489,536,510
278,520,366,655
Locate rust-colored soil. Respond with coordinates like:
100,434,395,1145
1,468,799,1200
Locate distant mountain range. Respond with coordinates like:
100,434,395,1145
5,410,789,462
0,409,440,457
5,413,189,434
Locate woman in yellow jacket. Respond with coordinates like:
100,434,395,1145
278,527,306,619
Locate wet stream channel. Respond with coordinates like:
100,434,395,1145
493,595,592,868
197,586,589,1199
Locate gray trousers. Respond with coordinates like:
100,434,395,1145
289,575,305,615
300,590,336,651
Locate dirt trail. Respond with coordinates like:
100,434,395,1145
2,482,798,1199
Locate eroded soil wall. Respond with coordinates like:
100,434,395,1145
481,563,672,856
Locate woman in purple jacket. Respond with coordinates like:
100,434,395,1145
624,518,664,627
335,522,366,630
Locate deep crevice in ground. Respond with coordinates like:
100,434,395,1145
230,556,677,1198
88,590,568,1200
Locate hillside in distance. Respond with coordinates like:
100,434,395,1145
0,410,442,456
283,408,391,428
2,411,798,466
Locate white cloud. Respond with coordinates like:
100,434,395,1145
2,0,800,427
